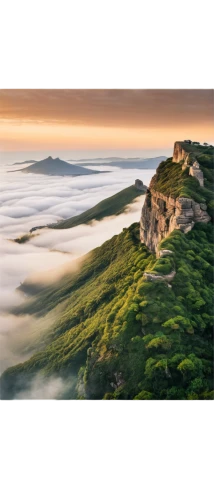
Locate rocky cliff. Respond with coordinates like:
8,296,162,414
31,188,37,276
172,141,189,162
140,141,211,253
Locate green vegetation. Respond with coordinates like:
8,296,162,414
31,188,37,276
1,143,213,400
1,220,213,400
14,184,146,244
51,184,146,229
151,144,214,218
14,234,35,244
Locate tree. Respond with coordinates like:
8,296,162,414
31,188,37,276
103,393,115,400
134,390,153,400
177,358,195,375
166,387,186,400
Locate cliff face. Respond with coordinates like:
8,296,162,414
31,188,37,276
140,142,211,253
174,142,204,186
172,141,189,162
140,190,210,253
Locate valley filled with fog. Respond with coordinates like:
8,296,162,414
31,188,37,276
0,156,156,373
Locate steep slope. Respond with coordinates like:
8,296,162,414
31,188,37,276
52,182,147,230
1,142,213,400
13,156,102,176
14,181,147,242
140,142,213,252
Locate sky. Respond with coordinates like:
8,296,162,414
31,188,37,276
0,90,213,154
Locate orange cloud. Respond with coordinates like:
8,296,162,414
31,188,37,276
0,90,213,150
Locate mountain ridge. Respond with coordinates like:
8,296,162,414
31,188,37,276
51,181,147,230
68,156,167,169
14,181,147,243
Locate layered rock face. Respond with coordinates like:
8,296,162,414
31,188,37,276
174,142,204,186
140,190,210,253
140,142,210,253
189,161,204,187
172,141,189,162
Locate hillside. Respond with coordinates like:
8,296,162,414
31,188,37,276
14,181,147,243
52,182,147,230
12,156,103,176
1,142,213,400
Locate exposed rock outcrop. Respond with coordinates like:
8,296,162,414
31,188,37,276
140,189,210,253
144,270,176,282
173,142,204,186
140,142,210,253
110,372,125,389
158,249,173,257
173,141,189,162
189,161,204,187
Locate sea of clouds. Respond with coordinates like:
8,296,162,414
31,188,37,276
0,158,155,381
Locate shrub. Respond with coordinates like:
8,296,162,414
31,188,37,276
134,390,153,400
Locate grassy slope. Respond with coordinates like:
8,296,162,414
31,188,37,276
1,145,213,400
14,184,146,243
51,185,146,229
150,144,214,218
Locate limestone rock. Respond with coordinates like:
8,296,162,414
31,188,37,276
140,142,211,253
140,191,210,253
182,154,190,170
143,270,176,282
189,164,204,187
192,201,210,223
158,249,174,257
173,142,189,162
110,372,124,389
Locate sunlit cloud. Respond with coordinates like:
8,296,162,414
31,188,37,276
0,90,213,150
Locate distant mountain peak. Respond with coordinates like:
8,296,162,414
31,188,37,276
11,155,105,177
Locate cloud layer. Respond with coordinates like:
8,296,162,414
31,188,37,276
29,198,144,254
0,164,153,238
0,161,155,373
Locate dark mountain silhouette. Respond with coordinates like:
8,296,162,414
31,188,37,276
68,156,167,169
11,156,103,176
68,157,141,162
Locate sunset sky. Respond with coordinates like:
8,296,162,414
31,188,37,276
0,90,213,154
